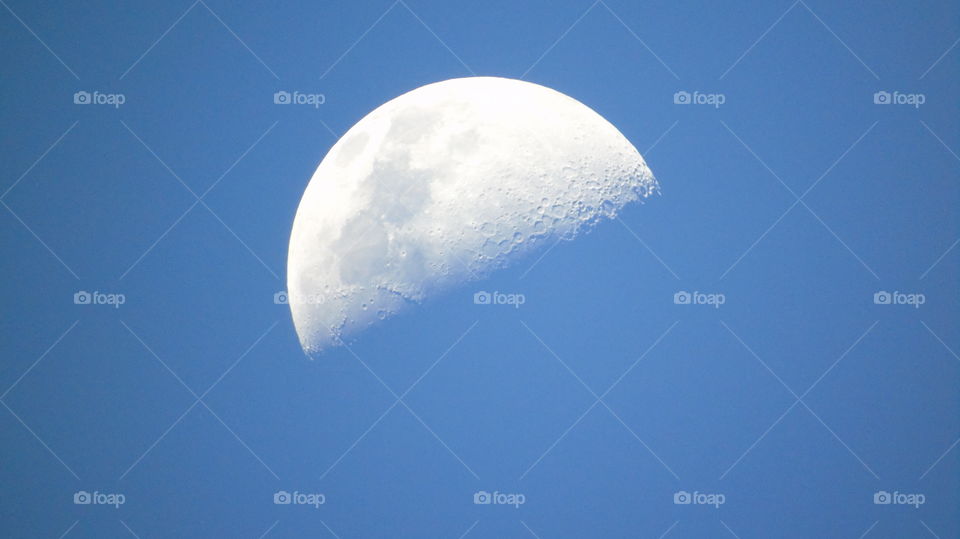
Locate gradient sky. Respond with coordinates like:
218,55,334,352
1,1,958,537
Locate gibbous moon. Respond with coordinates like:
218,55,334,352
288,77,657,354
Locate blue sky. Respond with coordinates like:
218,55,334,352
1,0,958,537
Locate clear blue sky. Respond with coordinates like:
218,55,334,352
1,1,958,537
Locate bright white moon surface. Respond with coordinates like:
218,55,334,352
288,76,658,354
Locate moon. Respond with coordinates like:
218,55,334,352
287,76,657,354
